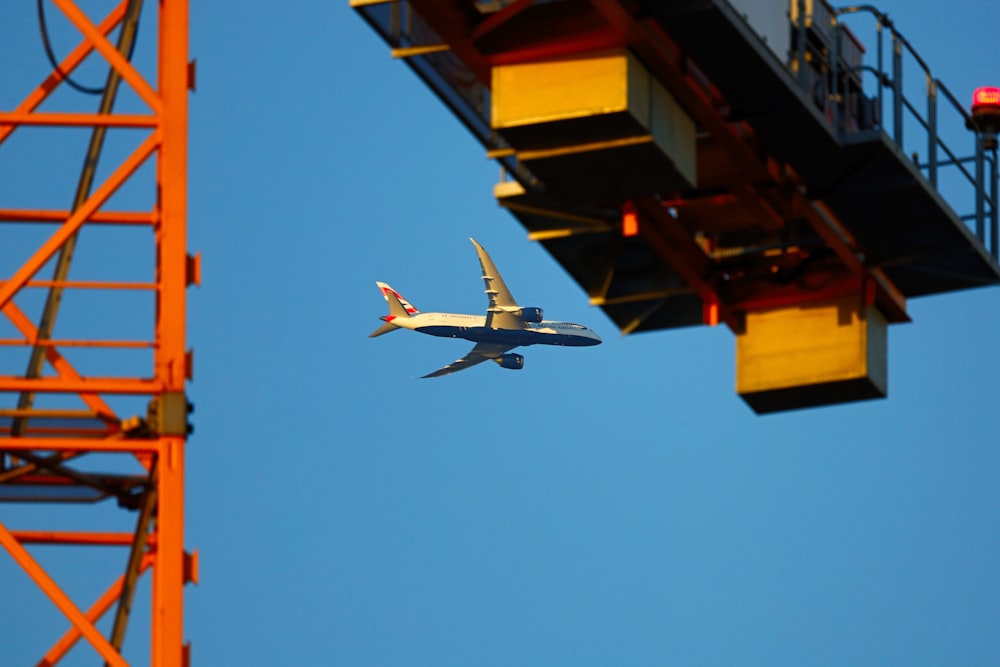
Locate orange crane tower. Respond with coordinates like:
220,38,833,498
0,1,194,664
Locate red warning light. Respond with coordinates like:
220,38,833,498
972,87,1000,113
970,87,1000,147
703,300,719,327
622,201,639,237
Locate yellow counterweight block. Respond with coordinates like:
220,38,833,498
736,294,888,413
491,48,696,201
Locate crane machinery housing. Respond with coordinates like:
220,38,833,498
352,0,999,413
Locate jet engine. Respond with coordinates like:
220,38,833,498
518,307,543,323
497,353,525,370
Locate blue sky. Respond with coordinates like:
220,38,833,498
3,1,1000,665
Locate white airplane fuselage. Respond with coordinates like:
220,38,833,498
371,238,602,377
387,312,602,347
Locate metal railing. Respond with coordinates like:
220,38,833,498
794,1,998,259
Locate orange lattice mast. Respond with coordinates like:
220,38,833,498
0,1,195,664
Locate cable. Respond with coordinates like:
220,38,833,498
36,0,142,96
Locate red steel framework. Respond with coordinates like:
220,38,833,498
0,1,194,665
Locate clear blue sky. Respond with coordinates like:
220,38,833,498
3,1,1000,664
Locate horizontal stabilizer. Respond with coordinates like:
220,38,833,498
368,320,399,338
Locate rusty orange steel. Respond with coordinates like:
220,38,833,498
0,1,193,665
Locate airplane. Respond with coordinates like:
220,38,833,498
370,238,602,377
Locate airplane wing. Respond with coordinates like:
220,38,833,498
469,238,524,330
421,342,516,378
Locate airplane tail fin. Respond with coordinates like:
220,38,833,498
370,282,416,338
376,282,419,314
